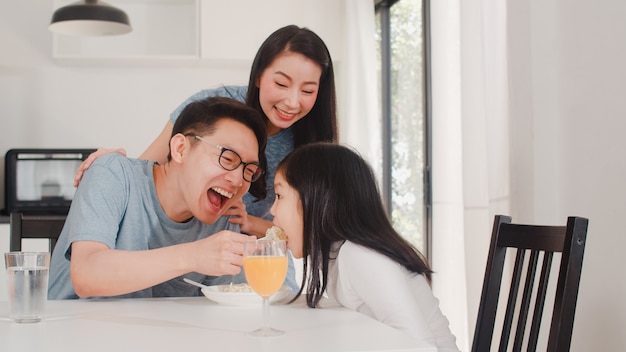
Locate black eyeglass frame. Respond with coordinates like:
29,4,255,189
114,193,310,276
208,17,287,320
186,134,264,183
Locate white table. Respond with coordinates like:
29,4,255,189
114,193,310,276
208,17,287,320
0,297,436,351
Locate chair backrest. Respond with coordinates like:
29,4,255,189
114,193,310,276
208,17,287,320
10,212,67,253
471,215,588,352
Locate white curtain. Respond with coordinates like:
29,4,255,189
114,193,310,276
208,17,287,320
340,0,381,172
344,1,510,350
431,0,510,351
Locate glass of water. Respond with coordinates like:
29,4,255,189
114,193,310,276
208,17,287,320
4,252,50,323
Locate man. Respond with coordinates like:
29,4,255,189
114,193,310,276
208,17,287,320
48,97,267,299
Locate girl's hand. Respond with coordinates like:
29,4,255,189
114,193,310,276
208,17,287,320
74,148,126,187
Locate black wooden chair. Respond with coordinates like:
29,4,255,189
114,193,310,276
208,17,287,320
472,215,588,352
9,212,67,253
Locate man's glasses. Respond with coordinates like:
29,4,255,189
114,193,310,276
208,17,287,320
188,134,263,183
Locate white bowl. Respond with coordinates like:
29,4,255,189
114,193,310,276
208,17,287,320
201,285,292,307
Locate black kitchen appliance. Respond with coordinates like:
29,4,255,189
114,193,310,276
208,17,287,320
4,148,96,214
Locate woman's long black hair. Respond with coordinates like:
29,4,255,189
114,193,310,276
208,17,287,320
277,143,432,308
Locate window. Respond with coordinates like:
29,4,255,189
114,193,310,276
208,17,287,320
375,0,431,257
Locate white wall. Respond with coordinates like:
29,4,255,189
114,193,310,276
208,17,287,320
508,0,626,350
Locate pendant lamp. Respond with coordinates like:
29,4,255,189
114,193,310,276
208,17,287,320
49,0,132,36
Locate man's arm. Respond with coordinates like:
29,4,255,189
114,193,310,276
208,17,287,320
69,230,249,298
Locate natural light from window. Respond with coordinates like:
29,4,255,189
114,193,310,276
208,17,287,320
376,0,427,254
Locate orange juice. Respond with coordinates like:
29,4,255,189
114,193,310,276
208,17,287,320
244,256,288,298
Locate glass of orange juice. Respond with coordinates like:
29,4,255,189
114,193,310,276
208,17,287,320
243,239,288,336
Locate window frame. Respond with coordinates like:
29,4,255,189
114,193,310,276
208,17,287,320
375,0,432,259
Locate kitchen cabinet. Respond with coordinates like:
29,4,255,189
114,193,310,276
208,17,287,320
51,0,200,66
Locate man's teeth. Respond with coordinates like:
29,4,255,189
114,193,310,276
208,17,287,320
212,187,233,199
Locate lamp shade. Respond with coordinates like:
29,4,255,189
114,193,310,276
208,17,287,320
49,0,132,36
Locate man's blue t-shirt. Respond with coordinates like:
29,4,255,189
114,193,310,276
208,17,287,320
48,154,245,299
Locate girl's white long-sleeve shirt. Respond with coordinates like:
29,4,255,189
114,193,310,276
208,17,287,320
325,241,460,352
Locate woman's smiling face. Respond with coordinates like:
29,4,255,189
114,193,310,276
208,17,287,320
270,170,304,258
257,51,322,136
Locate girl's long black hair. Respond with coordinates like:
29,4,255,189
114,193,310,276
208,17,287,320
277,143,432,308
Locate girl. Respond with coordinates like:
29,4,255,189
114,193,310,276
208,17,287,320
271,142,460,351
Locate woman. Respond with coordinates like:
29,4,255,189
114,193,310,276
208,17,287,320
271,143,460,351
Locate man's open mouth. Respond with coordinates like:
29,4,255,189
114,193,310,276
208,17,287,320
208,186,234,208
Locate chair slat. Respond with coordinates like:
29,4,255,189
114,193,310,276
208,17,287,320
498,224,565,252
512,250,539,352
498,249,525,351
528,252,554,351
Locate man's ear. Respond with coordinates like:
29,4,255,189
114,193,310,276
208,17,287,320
169,133,188,163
